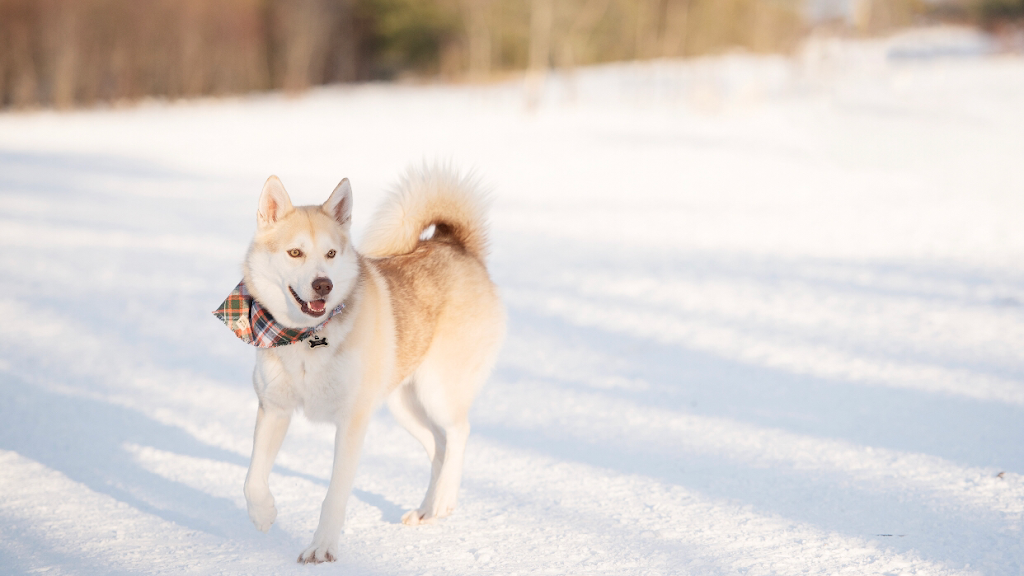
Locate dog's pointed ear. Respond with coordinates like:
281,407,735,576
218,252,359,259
257,176,294,229
322,178,353,227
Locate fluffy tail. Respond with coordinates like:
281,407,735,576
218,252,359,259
360,165,491,261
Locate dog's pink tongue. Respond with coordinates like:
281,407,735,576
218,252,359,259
309,300,326,313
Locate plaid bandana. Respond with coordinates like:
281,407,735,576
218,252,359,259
213,280,345,348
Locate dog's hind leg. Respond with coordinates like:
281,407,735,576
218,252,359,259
417,418,469,524
394,283,504,526
244,404,291,533
387,381,450,525
396,362,479,525
387,381,442,470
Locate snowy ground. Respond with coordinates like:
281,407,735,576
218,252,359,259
1,34,1023,575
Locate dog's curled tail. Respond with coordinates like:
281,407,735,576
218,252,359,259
360,165,491,261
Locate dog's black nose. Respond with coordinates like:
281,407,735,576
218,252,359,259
312,277,333,297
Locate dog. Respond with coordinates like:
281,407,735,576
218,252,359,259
216,167,505,563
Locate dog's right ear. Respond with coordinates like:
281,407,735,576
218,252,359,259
257,176,294,229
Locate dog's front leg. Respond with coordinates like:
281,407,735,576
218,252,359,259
298,410,370,564
244,404,291,533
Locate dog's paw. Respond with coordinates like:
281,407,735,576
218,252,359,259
297,541,338,564
403,500,456,526
401,508,438,526
246,493,277,533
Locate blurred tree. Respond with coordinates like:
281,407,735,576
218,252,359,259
0,0,864,108
975,0,1024,23
853,0,926,32
463,0,492,79
359,0,461,78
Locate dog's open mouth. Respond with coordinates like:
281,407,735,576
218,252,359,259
289,287,327,317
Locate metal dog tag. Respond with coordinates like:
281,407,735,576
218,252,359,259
308,335,328,349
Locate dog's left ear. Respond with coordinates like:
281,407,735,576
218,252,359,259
323,178,353,227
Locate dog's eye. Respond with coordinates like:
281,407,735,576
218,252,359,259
287,248,303,258
326,249,337,259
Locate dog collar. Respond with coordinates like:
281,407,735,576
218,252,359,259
213,280,345,348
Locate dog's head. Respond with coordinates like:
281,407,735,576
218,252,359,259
243,176,359,328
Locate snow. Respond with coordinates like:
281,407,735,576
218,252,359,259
2,36,1024,575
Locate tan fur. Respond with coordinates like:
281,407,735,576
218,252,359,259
368,237,493,388
239,168,505,564
360,166,491,261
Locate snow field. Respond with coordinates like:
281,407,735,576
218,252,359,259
1,33,1023,574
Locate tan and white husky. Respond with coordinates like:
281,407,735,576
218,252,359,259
238,167,505,563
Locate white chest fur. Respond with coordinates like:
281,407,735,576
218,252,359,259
253,317,361,422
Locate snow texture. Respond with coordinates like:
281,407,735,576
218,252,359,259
1,33,1023,575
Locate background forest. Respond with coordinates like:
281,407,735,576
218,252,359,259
1,0,1021,108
